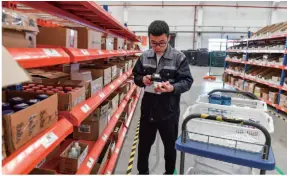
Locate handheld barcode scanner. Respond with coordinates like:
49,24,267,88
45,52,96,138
151,73,163,90
151,73,162,83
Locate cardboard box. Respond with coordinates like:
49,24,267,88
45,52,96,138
244,82,249,92
27,69,69,84
71,71,92,82
262,92,269,101
2,137,7,160
73,27,102,49
254,86,269,98
2,29,36,48
59,141,88,174
73,102,109,141
110,60,128,73
269,91,278,104
2,91,58,154
107,93,119,116
280,94,287,108
248,82,257,93
73,118,106,141
112,121,122,142
85,101,111,122
230,77,237,85
37,27,77,48
82,67,112,86
30,168,57,175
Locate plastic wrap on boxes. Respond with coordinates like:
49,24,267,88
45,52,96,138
2,8,39,32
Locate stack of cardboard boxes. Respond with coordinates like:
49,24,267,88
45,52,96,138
246,67,281,85
2,91,58,156
2,8,38,48
279,93,287,109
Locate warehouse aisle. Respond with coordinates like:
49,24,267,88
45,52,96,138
115,66,287,175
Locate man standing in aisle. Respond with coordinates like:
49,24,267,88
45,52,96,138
133,20,193,175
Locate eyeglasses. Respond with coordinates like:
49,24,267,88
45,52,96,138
151,41,167,47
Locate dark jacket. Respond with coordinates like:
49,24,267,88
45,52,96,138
133,44,193,122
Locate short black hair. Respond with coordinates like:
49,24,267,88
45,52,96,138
148,20,170,37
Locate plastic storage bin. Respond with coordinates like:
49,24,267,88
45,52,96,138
182,104,274,153
197,94,267,111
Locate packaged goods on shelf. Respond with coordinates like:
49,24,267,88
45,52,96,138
59,78,103,99
2,91,58,154
27,69,69,84
107,93,120,117
74,101,110,141
71,71,93,82
59,141,88,174
248,82,257,93
243,82,249,92
2,8,39,32
269,91,279,104
81,64,112,86
236,79,244,90
254,85,269,98
112,121,122,142
3,29,36,48
37,27,78,48
230,77,238,86
279,94,287,108
262,92,269,101
95,63,117,80
252,22,287,38
22,82,86,111
72,27,102,49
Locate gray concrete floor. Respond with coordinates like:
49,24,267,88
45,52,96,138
115,66,287,175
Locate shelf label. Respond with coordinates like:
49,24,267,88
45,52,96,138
115,114,119,119
115,148,119,154
102,134,108,141
87,157,95,168
43,49,61,57
81,104,91,113
40,132,58,148
81,49,90,55
98,50,103,54
109,50,113,53
99,92,105,99
109,84,115,90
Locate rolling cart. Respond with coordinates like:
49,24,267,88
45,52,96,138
176,114,275,175
176,89,275,175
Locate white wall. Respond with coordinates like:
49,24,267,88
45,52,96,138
99,1,287,50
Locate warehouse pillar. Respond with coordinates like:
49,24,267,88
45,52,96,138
124,3,128,27
196,6,204,49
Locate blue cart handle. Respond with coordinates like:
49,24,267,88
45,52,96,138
208,89,259,100
181,113,271,160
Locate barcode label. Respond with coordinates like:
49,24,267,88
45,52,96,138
81,104,91,113
40,132,58,148
87,158,95,168
81,49,90,55
79,125,91,133
43,49,61,57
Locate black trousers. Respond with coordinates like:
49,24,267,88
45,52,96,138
137,117,179,174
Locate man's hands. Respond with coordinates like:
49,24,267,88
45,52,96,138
143,75,152,86
143,75,174,93
155,81,174,93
